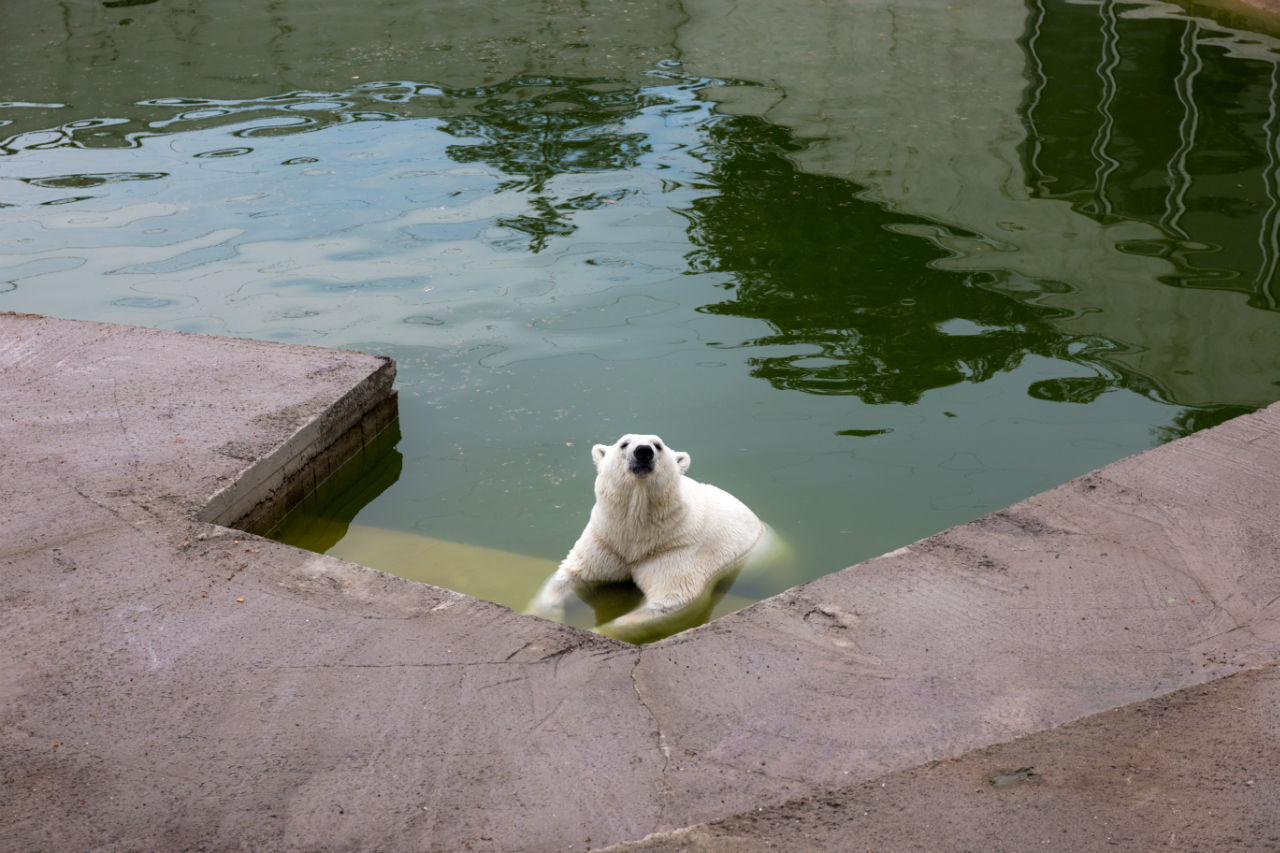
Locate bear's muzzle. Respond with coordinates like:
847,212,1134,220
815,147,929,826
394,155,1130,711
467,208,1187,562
627,443,656,476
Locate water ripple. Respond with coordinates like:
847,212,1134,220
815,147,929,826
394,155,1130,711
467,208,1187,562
21,171,167,188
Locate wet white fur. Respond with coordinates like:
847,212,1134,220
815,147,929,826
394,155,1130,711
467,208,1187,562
528,433,766,634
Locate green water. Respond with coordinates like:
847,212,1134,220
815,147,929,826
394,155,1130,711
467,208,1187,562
4,0,1279,635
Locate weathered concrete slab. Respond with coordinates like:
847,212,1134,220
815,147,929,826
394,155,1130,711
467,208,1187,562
600,661,1280,852
2,521,652,851
0,311,395,528
2,312,1279,852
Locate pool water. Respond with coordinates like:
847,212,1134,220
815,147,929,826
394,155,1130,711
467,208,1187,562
4,0,1279,638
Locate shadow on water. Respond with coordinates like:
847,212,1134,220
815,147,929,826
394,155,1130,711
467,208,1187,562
267,421,404,554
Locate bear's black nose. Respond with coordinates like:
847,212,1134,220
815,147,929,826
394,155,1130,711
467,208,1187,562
628,443,656,476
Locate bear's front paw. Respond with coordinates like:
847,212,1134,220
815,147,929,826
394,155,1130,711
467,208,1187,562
591,619,640,642
592,601,690,643
525,601,566,623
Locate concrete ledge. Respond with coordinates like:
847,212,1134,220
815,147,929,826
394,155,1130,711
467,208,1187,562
188,339,397,533
2,312,1278,852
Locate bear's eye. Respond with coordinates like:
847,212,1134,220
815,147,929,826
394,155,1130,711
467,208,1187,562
619,440,629,449
654,441,663,451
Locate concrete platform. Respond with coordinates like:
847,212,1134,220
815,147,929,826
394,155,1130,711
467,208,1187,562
2,311,1278,852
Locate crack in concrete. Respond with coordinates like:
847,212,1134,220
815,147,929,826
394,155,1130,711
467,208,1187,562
270,657,577,670
629,651,674,823
106,367,142,482
503,639,580,664
690,750,824,788
72,485,161,527
0,515,136,561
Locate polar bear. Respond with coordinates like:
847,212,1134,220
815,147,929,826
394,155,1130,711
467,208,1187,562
528,433,768,641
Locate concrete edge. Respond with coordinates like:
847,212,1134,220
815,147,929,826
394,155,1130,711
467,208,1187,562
655,395,1280,651
196,358,399,532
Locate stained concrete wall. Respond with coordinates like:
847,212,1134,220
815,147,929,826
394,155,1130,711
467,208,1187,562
1,0,685,107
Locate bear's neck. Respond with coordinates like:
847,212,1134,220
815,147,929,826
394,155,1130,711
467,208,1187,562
597,476,687,530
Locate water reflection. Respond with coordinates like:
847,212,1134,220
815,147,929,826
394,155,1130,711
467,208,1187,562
441,77,661,251
1022,0,1280,308
1,75,702,255
682,104,1268,452
3,0,1280,642
20,171,167,188
687,115,1083,405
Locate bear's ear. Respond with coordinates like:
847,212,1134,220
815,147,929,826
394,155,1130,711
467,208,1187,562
674,451,691,473
592,444,609,465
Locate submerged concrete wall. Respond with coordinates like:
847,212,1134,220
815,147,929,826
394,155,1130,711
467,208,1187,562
2,311,1278,851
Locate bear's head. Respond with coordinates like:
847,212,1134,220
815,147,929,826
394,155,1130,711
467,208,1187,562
592,433,690,487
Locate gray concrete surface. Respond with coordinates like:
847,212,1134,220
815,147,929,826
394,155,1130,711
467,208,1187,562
602,662,1280,852
2,311,1279,852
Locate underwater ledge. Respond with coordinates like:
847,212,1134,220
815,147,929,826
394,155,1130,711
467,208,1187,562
2,311,1278,851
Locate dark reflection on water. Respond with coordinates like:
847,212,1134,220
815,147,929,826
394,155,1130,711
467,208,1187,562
273,424,405,555
441,77,661,252
20,171,167,188
684,112,1248,435
688,115,1086,405
1022,0,1280,308
1153,403,1257,442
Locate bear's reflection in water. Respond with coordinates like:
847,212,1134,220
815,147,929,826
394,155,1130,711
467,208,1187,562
567,568,745,644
